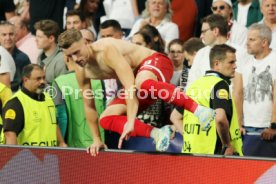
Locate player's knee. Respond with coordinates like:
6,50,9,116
139,79,155,90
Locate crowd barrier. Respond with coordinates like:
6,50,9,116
0,145,275,183
105,132,276,157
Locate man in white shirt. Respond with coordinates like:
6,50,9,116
0,46,16,87
259,0,276,49
187,14,249,87
128,0,179,48
232,0,263,27
234,23,276,140
212,0,248,47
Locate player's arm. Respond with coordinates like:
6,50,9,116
233,72,245,134
56,125,67,147
75,64,105,155
104,44,139,146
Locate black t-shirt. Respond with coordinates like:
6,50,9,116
0,0,15,20
3,87,45,135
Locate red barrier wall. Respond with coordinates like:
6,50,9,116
0,146,275,183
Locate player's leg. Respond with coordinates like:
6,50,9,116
99,96,172,151
135,53,215,130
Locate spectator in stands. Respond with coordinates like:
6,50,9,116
128,0,179,48
77,0,100,37
187,14,249,87
131,31,152,48
0,45,16,88
0,21,30,92
183,44,243,155
259,0,276,49
133,0,146,15
65,10,86,31
2,64,66,147
58,29,215,155
233,23,276,138
99,19,124,39
212,0,248,47
80,28,95,44
29,0,66,34
168,39,185,87
139,24,165,53
170,38,204,133
34,19,67,84
101,0,137,36
14,0,30,22
194,0,213,37
171,0,197,41
8,16,41,64
232,0,263,27
0,0,15,21
183,38,205,69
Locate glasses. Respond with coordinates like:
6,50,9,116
169,50,183,54
201,28,211,34
211,5,225,11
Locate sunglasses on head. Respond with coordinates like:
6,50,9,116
211,5,225,11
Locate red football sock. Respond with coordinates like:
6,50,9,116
100,115,153,137
140,79,198,113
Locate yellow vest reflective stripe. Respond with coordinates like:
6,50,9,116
182,75,243,155
15,90,57,146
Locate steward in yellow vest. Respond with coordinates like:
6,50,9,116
183,44,243,155
2,64,66,146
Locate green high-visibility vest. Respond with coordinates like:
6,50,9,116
15,90,57,146
182,75,243,155
55,72,105,148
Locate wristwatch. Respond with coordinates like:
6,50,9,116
270,123,276,130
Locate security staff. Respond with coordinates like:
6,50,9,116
182,44,243,155
2,64,66,146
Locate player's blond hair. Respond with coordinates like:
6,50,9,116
58,29,83,49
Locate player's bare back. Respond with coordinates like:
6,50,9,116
83,38,156,79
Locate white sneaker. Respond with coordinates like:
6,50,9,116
154,125,172,152
194,105,216,131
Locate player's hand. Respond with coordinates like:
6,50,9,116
87,139,107,157
59,142,68,147
118,122,134,149
261,128,276,140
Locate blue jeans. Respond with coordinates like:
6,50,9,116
244,126,265,133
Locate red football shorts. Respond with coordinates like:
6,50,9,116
109,52,173,112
